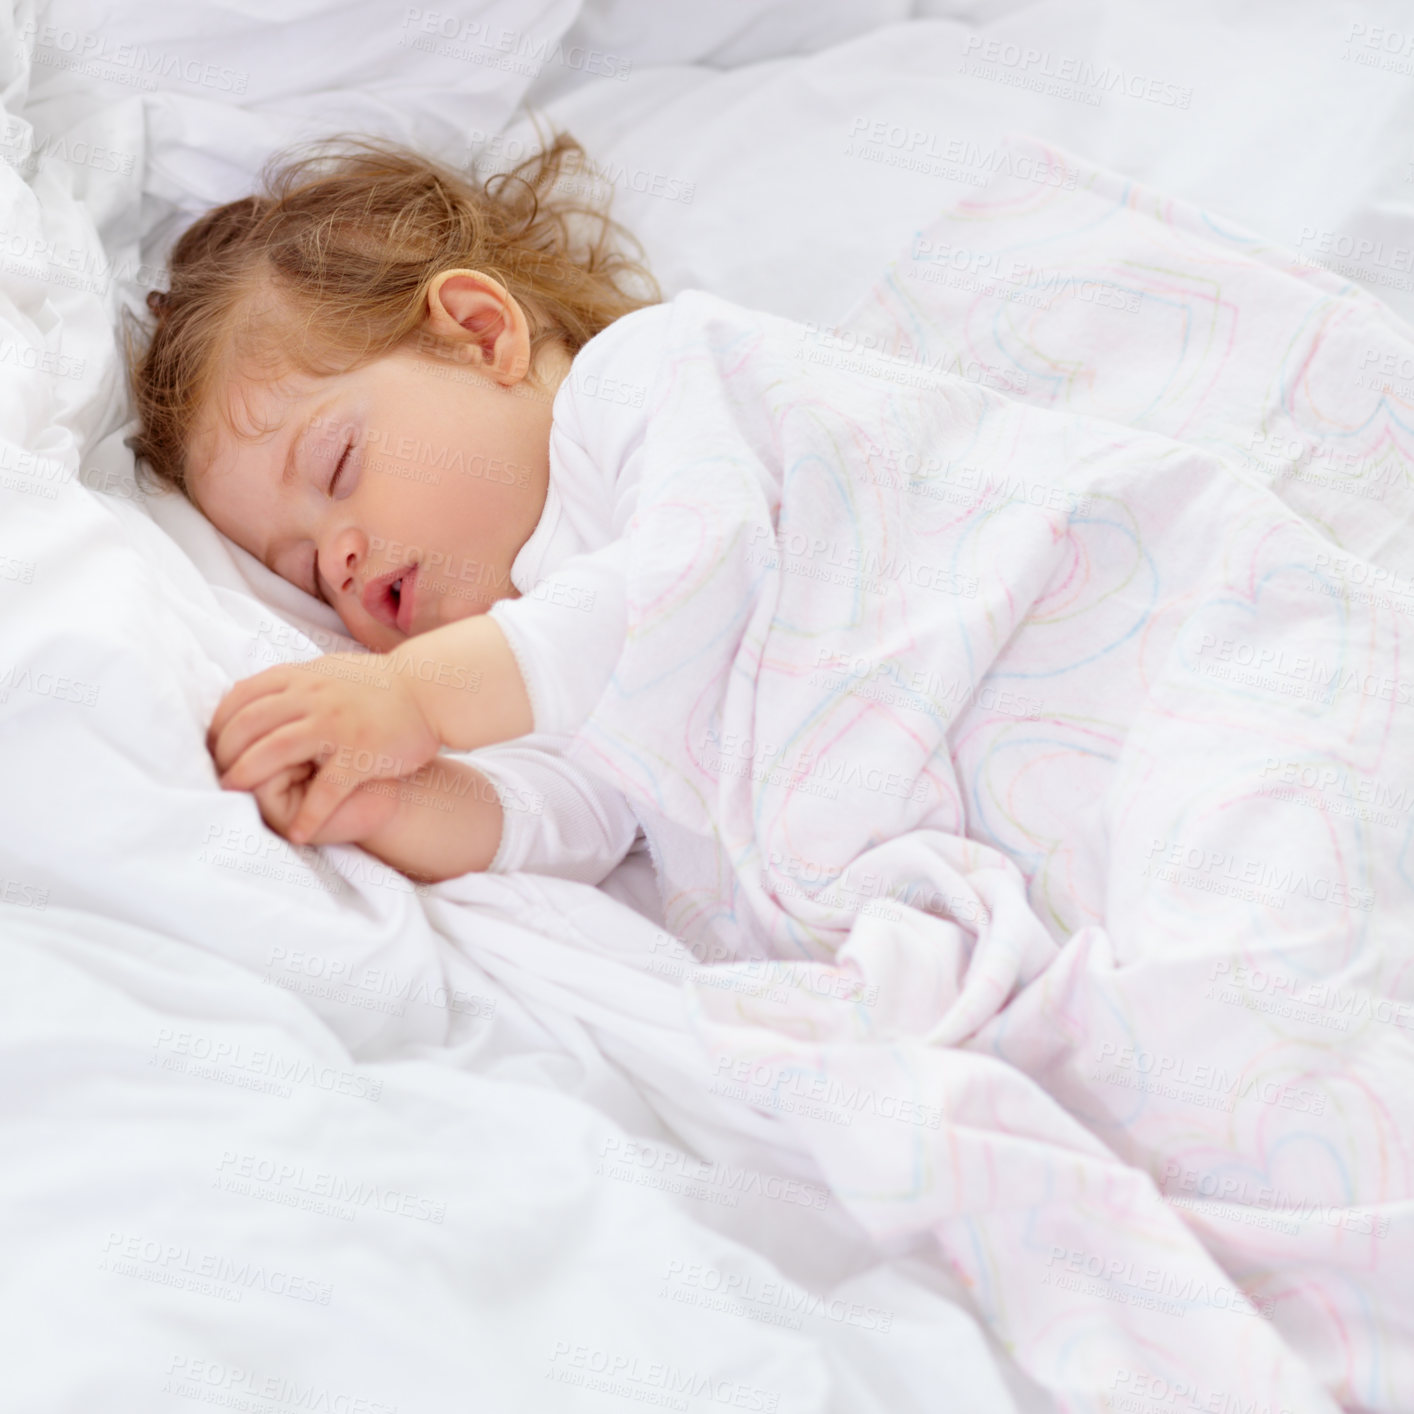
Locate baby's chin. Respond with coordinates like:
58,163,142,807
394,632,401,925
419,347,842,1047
339,606,450,654
337,612,401,655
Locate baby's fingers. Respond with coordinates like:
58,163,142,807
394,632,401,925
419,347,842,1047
252,762,316,837
287,762,362,846
219,721,329,792
210,691,308,775
207,665,300,753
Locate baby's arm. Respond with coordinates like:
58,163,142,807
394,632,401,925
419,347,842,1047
213,543,628,846
252,736,638,888
393,537,632,744
211,614,533,845
390,612,534,753
466,735,640,885
251,757,504,882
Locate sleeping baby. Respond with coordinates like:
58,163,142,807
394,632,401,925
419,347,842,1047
128,131,668,886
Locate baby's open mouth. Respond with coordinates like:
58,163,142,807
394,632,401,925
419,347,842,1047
362,563,419,633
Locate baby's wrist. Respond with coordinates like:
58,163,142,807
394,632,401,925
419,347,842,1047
353,776,410,853
394,616,534,752
358,761,504,883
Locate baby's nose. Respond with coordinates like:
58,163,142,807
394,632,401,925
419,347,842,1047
330,542,360,596
327,525,368,597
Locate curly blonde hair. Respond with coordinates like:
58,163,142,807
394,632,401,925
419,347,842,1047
126,124,660,496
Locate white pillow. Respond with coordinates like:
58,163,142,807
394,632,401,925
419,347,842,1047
22,0,583,217
541,0,912,70
518,0,917,106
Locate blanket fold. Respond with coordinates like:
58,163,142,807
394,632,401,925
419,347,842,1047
568,142,1414,1412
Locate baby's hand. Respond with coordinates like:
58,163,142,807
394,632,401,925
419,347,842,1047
252,763,403,848
209,652,441,845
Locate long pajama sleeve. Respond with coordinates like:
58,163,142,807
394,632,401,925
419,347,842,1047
482,301,672,733
459,299,674,877
457,734,640,886
484,536,630,737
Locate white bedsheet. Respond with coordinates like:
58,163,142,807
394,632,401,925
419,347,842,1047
2,0,1411,1410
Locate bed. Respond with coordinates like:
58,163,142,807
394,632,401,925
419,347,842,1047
2,1,1411,1410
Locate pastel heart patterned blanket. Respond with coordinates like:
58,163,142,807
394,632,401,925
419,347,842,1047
569,144,1414,1413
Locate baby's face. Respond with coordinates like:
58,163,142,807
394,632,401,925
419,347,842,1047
186,303,563,653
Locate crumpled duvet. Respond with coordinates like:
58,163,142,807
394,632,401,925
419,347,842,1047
566,145,1414,1412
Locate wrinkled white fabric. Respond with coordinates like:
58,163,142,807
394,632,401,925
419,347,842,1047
554,182,1414,1406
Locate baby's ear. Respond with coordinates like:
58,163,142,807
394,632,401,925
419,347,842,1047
424,270,530,383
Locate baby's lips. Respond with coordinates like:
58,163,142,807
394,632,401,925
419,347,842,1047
362,564,411,629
